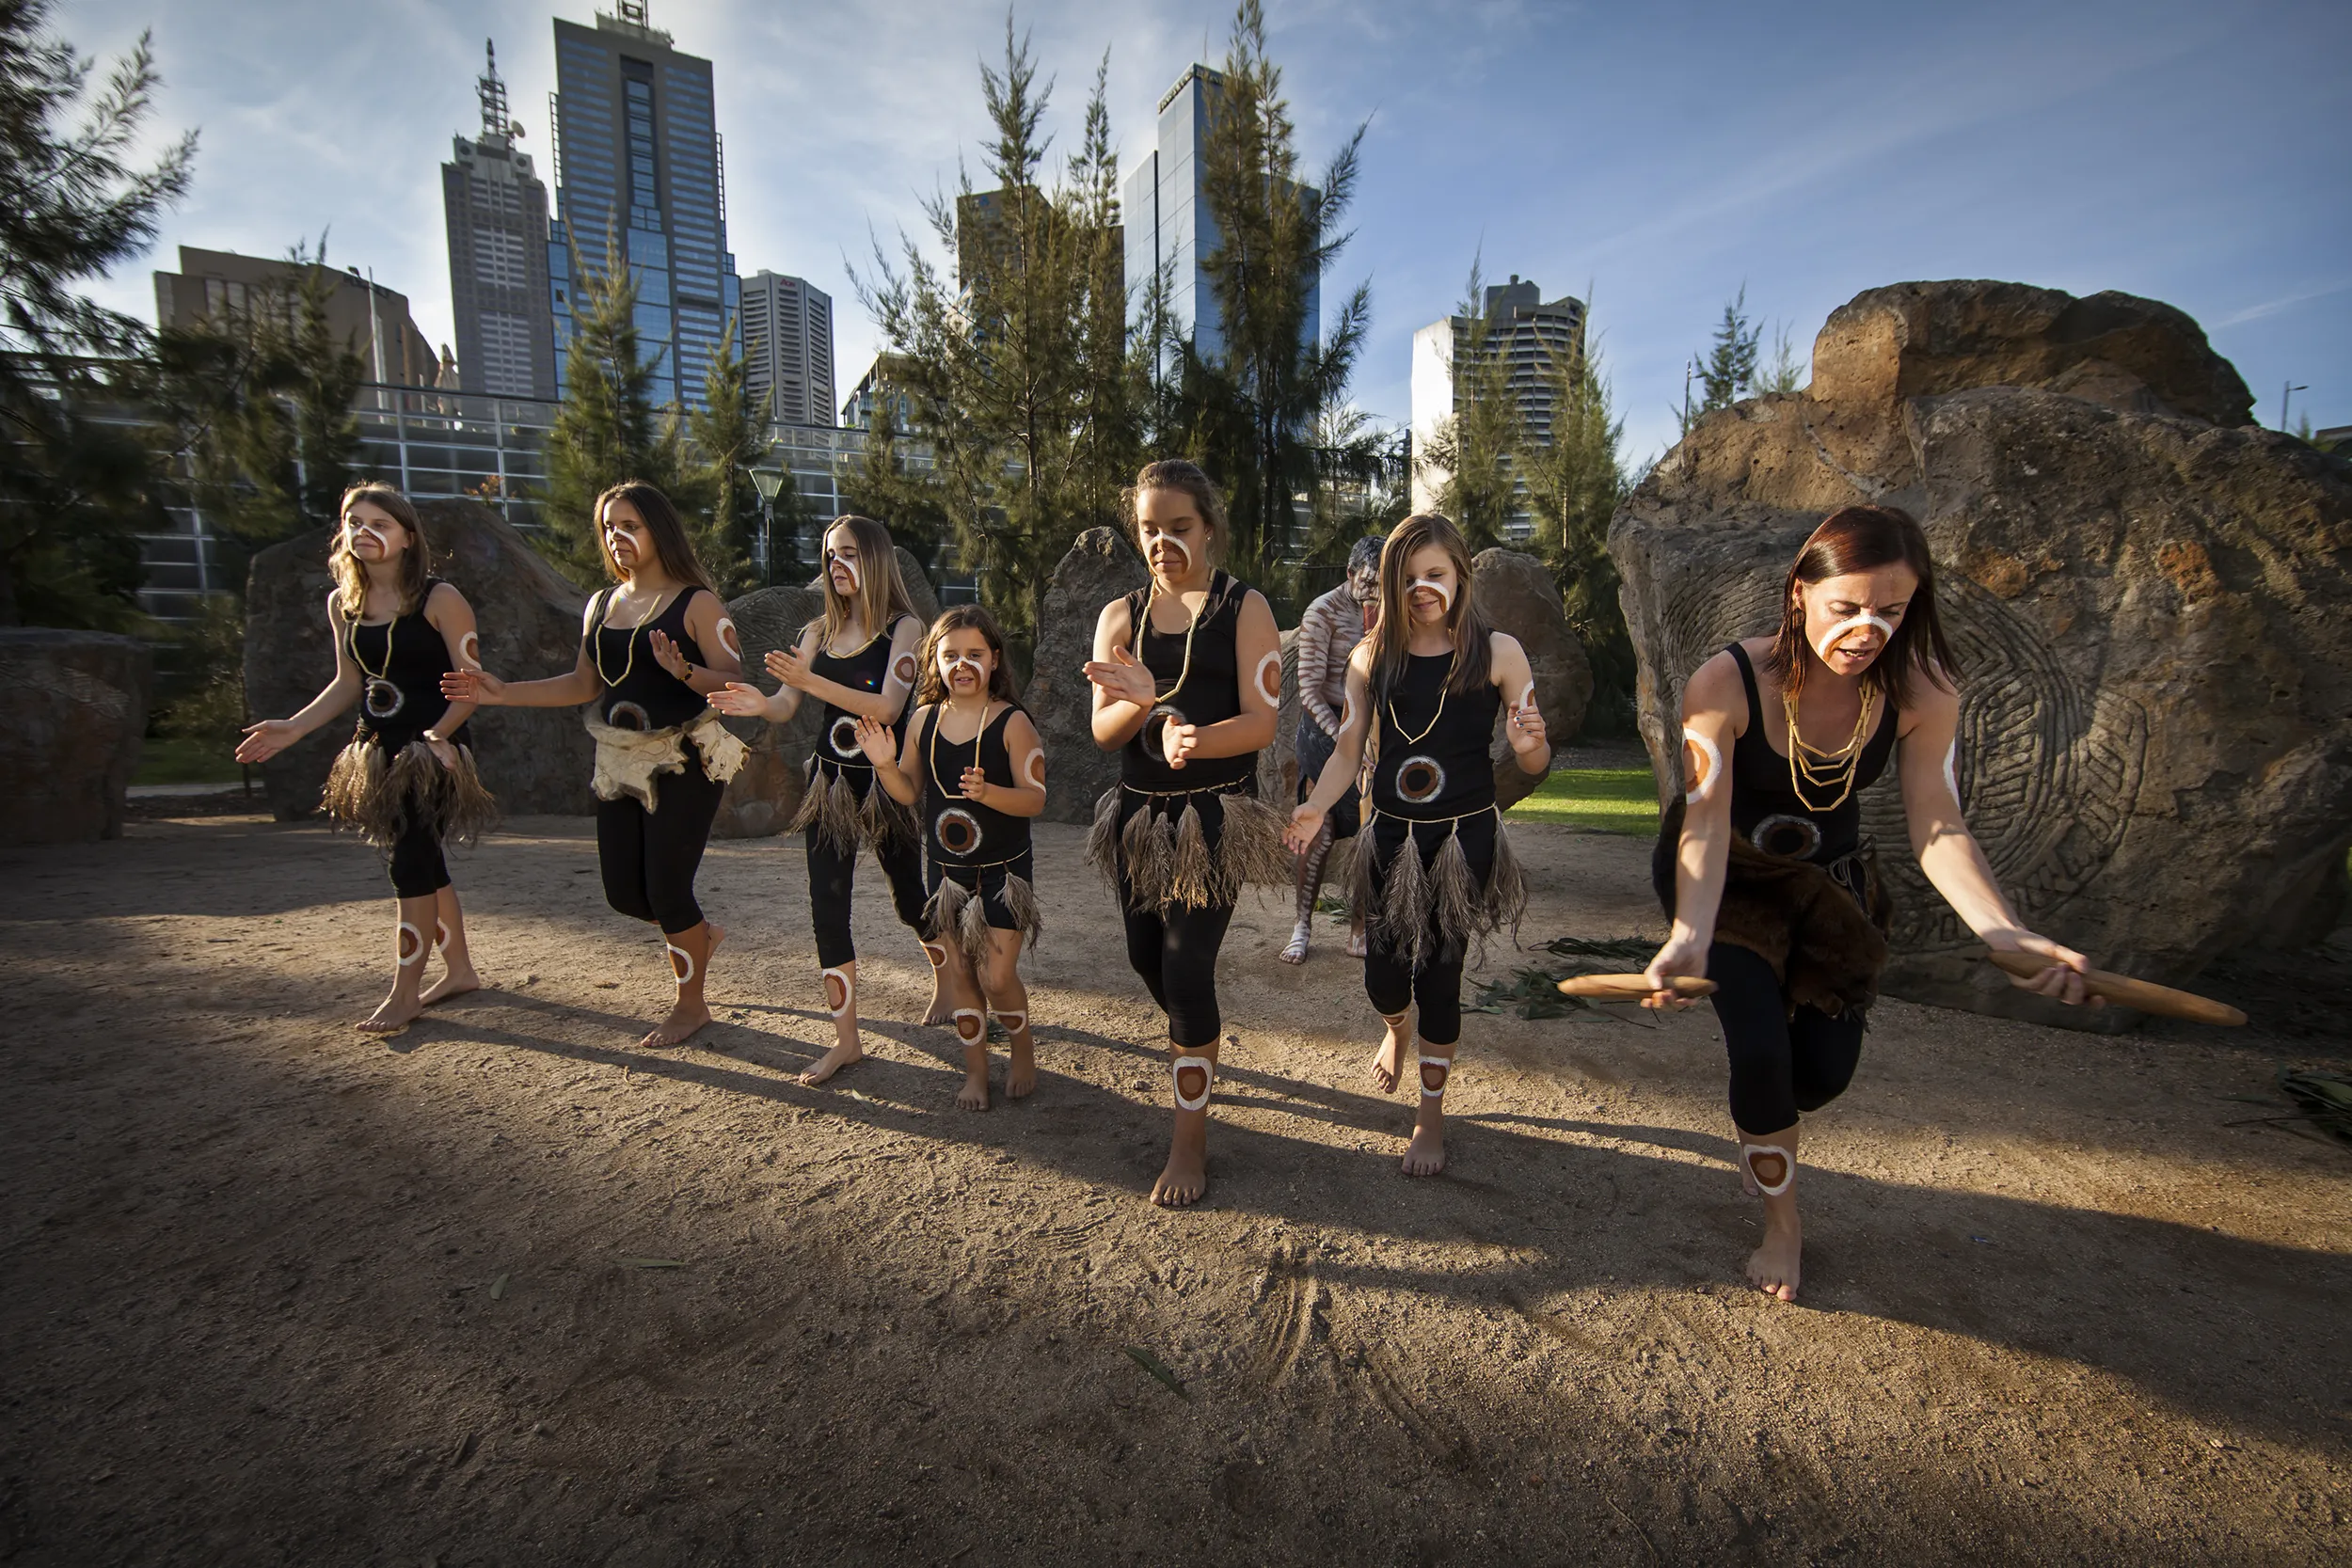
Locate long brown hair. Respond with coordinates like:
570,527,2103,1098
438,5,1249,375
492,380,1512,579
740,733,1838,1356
1369,513,1493,701
811,514,920,648
594,480,716,594
1764,504,1958,708
329,482,430,620
915,603,1020,707
1124,458,1229,568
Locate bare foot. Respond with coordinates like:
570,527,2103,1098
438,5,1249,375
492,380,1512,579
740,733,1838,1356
799,1038,864,1086
1005,1034,1037,1101
1344,927,1368,958
419,966,480,1006
1279,922,1311,964
1368,1019,1408,1094
1401,1122,1447,1178
639,999,709,1051
922,996,955,1026
956,1059,991,1112
357,991,422,1035
1747,1216,1802,1302
1152,1139,1207,1207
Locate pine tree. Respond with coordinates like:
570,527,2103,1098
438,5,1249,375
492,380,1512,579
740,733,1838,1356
684,326,766,594
1754,319,1805,394
1522,309,1633,731
0,0,195,626
838,394,948,578
1689,285,1761,423
1417,260,1525,551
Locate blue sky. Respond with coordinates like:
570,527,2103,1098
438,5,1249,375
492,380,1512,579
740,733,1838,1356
68,0,2352,465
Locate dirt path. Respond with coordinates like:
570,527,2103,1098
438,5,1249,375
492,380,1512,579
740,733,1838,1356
3,810,2347,1565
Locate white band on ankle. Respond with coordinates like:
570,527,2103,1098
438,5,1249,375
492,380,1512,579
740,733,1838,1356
1171,1053,1215,1112
1417,1052,1451,1100
952,1007,985,1043
1741,1143,1795,1197
397,921,427,967
665,941,695,985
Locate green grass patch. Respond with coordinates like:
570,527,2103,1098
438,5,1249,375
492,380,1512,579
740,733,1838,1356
135,736,245,787
1506,766,1660,836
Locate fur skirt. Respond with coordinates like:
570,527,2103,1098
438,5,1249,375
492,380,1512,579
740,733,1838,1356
1087,784,1292,912
585,709,749,812
322,731,499,851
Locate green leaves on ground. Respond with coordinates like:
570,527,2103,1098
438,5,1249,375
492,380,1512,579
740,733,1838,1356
1122,1344,1189,1401
1468,935,1660,1020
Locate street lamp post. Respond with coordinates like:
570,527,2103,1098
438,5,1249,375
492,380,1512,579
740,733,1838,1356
2282,382,2309,433
750,466,783,589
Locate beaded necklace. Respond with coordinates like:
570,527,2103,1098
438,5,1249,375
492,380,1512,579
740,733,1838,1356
929,697,999,800
591,586,675,689
1781,683,1878,812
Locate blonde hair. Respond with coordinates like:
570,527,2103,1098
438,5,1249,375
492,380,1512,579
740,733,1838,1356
1370,513,1493,701
811,515,920,648
329,483,430,620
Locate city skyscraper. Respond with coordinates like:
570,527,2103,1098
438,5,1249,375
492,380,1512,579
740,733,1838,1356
546,2,739,411
442,40,556,400
739,271,835,428
1410,276,1589,528
1120,65,1318,363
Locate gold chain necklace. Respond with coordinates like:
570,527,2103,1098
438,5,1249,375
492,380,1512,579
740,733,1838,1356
1781,684,1877,812
591,586,674,689
929,698,997,800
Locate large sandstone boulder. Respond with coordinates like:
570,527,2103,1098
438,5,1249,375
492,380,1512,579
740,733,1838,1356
244,499,595,820
711,546,939,839
0,629,150,845
1474,547,1591,807
1612,279,2351,1028
1025,528,1148,825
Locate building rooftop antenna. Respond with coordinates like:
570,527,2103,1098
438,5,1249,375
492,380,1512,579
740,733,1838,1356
477,39,512,144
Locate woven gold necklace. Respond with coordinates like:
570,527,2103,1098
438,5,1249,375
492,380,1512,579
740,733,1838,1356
592,586,674,689
1781,683,1877,812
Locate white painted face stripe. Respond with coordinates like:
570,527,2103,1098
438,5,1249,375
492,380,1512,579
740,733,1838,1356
396,921,427,967
1418,1053,1451,1099
665,941,695,985
1681,727,1724,804
1149,531,1192,570
940,653,986,684
822,965,854,1018
1170,1053,1214,1112
1741,1143,1796,1197
1254,649,1282,705
1408,576,1454,611
1821,611,1896,649
828,551,861,591
346,520,396,553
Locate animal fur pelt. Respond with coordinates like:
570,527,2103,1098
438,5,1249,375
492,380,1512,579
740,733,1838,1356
1653,798,1891,1018
323,733,499,850
1100,787,1294,911
586,710,746,812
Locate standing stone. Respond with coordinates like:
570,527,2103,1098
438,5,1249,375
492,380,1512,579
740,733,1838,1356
1025,528,1148,825
1472,547,1590,807
710,546,940,839
0,629,151,845
243,498,594,819
1611,279,2351,1027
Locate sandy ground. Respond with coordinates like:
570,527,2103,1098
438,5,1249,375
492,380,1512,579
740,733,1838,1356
3,804,2349,1566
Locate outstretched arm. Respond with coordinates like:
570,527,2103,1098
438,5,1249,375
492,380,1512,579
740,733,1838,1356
1899,680,2093,1006
767,615,923,721
712,625,817,722
418,582,479,757
443,595,603,709
1285,644,1373,851
1640,651,1743,1007
235,590,361,763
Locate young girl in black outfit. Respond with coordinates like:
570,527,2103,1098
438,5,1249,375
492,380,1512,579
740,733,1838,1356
442,481,745,1051
1642,503,2094,1302
856,605,1047,1111
239,483,494,1035
1084,460,1283,1207
1289,514,1550,1177
709,515,932,1085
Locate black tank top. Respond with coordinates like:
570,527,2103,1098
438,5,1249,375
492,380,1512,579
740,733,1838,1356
1724,641,1898,864
1371,650,1499,819
1120,571,1258,793
918,702,1032,865
809,614,920,777
349,578,459,745
589,584,708,730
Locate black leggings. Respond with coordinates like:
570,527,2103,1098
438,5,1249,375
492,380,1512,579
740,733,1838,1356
596,759,725,935
1708,941,1865,1134
388,816,451,900
1121,895,1234,1051
808,827,926,969
1362,811,1497,1047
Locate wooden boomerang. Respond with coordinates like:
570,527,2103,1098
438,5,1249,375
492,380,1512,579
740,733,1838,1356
1984,951,2246,1025
1555,974,1718,1001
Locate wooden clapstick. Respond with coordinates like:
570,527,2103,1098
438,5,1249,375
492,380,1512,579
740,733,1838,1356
1984,950,2246,1026
1556,974,1718,1002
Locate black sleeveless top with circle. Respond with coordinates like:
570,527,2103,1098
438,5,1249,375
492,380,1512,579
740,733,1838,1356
588,585,708,731
349,578,461,747
809,614,921,780
918,702,1032,866
1371,650,1500,820
1120,570,1259,794
1724,641,1898,865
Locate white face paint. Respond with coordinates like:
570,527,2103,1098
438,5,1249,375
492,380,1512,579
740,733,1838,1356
1408,576,1455,614
826,546,861,593
939,651,987,688
1254,649,1282,705
1146,530,1193,573
1819,611,1897,652
1681,727,1724,804
345,518,397,556
715,617,741,660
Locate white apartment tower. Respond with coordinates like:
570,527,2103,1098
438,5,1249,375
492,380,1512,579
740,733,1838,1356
739,271,835,427
1409,276,1587,528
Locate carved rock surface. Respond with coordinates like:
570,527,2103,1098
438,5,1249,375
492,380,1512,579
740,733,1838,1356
244,499,594,819
1612,281,2351,1027
711,546,939,839
1025,528,1148,825
0,628,150,845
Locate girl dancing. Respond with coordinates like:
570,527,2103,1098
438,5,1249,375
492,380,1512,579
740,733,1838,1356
442,481,745,1051
1084,459,1284,1206
1288,514,1549,1176
238,483,494,1034
708,515,931,1085
1642,503,2092,1302
856,605,1047,1111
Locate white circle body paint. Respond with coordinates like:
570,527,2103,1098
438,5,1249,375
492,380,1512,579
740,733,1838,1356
1255,649,1282,705
1023,749,1046,788
1680,728,1724,803
716,618,741,659
953,1007,986,1042
1944,740,1961,806
665,942,695,984
458,631,481,670
396,922,427,967
822,965,853,1017
828,715,862,757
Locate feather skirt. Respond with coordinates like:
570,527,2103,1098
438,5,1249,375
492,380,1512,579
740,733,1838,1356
1089,786,1290,912
922,867,1044,954
322,734,499,852
1352,810,1526,972
787,761,915,856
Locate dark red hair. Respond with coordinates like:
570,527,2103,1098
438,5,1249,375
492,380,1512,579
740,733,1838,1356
1763,504,1958,708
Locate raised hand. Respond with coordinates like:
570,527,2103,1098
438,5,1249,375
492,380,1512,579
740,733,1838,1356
768,645,815,691
852,714,898,768
650,628,691,682
1082,643,1156,708
440,668,504,705
707,681,771,718
1509,694,1548,755
959,764,990,801
1284,802,1326,855
234,719,300,765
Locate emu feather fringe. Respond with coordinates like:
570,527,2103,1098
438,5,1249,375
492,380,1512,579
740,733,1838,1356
1087,786,1290,911
585,710,747,812
786,759,915,855
922,869,1043,953
323,734,499,851
1353,813,1528,971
